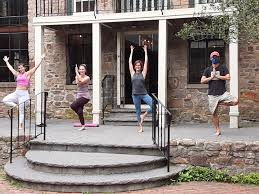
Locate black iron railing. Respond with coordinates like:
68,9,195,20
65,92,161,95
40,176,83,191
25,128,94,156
151,94,172,172
101,75,115,124
36,0,218,17
0,16,28,26
8,91,48,163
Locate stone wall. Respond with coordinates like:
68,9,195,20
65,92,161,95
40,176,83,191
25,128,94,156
0,137,21,167
170,138,259,174
239,42,259,121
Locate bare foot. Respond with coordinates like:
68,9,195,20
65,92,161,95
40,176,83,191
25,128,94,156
215,131,221,136
138,123,144,133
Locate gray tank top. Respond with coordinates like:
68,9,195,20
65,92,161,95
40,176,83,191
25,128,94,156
77,83,90,99
131,73,147,95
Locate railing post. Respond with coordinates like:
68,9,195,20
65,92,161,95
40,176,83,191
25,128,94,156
167,114,172,172
44,92,47,140
36,0,38,16
10,109,13,163
152,95,156,144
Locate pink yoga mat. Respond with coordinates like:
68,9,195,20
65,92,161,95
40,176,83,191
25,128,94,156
73,123,99,127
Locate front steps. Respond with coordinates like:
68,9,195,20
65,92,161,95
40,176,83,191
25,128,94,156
5,141,186,193
103,108,152,126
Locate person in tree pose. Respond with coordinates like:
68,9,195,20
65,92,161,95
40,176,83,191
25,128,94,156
129,45,153,133
201,51,238,136
2,55,44,130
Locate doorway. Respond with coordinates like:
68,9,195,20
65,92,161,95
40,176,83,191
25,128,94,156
122,32,158,105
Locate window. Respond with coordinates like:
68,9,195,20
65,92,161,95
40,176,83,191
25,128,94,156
67,33,92,84
188,39,225,84
0,0,28,25
75,0,95,12
0,33,29,82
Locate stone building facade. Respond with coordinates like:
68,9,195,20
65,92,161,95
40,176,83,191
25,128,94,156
0,0,258,124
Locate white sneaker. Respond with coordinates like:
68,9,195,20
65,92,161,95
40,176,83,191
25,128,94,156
78,126,86,131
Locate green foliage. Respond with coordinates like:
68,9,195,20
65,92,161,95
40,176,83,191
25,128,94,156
177,166,231,182
177,166,259,185
177,0,259,43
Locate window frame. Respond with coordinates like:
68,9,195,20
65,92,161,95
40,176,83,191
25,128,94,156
0,32,28,82
187,39,225,84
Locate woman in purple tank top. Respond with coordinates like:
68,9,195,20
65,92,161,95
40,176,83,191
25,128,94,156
70,64,90,131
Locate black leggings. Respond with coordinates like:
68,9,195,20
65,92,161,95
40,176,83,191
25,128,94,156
70,97,89,125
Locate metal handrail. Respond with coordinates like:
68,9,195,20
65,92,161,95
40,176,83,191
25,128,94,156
8,91,48,163
151,93,172,172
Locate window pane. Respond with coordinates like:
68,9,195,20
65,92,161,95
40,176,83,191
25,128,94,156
90,1,95,11
67,33,92,84
0,0,8,16
76,1,81,12
83,1,89,12
0,66,12,82
10,33,28,49
0,34,9,49
189,47,206,83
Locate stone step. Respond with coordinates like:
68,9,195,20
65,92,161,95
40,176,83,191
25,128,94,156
26,150,166,175
29,141,162,156
103,120,152,126
5,158,186,193
110,108,150,113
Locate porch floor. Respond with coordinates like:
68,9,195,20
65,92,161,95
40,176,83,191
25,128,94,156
0,118,258,144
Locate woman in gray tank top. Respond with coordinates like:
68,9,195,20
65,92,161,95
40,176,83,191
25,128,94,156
70,64,90,131
129,45,153,133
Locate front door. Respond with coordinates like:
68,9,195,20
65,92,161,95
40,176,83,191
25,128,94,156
121,32,158,105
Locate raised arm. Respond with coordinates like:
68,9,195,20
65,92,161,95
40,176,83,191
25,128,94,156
27,54,45,76
3,56,18,76
129,45,135,77
142,45,148,78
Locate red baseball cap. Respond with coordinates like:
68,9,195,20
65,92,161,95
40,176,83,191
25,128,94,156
210,51,220,59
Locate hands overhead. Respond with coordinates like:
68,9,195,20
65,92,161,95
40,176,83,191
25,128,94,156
3,56,9,63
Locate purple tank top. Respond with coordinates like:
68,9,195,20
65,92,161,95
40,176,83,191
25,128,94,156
77,83,90,99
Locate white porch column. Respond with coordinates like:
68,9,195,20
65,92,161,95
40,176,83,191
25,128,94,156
35,25,44,124
92,23,102,124
229,27,239,128
158,19,168,105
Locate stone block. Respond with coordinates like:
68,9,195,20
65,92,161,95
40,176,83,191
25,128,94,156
205,142,221,151
212,156,232,165
232,143,246,151
178,139,196,146
189,154,209,167
171,157,188,164
205,151,220,157
245,152,255,159
233,152,245,158
221,142,232,151
232,158,245,166
244,159,255,165
170,139,178,146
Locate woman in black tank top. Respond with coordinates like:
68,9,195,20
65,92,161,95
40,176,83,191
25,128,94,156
129,45,153,133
